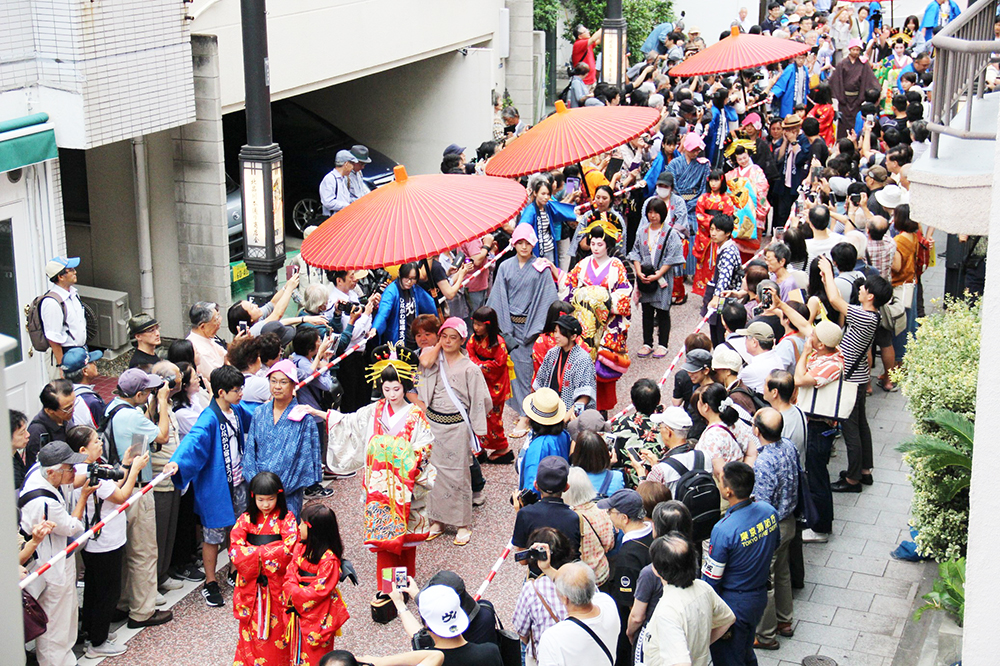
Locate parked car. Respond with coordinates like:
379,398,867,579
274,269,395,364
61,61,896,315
226,173,244,263
223,100,396,240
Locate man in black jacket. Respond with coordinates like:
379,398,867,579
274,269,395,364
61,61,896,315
598,489,653,665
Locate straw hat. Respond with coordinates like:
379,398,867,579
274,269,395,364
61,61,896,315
522,387,567,426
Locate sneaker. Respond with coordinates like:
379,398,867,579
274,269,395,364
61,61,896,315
155,593,166,607
472,491,486,507
202,581,224,607
227,568,238,587
171,565,205,582
304,483,334,498
328,470,358,479
159,578,183,592
127,610,173,628
801,529,829,544
86,641,128,658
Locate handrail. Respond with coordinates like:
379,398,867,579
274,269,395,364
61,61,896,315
928,0,1000,158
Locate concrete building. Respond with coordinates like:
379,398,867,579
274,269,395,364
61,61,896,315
0,0,537,414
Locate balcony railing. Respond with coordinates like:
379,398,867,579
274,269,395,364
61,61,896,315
928,0,1000,158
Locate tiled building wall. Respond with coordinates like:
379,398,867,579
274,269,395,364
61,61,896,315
172,34,230,317
0,0,195,149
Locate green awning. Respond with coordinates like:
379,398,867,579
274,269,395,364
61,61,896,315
0,113,57,174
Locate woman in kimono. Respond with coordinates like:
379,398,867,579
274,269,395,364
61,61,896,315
726,145,770,235
230,471,298,666
693,170,735,296
569,185,625,269
467,306,513,464
418,318,492,546
244,359,322,518
627,197,686,359
563,222,633,413
315,345,435,602
283,503,349,666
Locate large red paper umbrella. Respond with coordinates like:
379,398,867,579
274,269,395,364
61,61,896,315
300,165,528,270
668,26,810,77
484,101,660,178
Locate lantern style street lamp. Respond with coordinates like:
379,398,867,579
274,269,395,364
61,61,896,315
238,0,285,301
602,0,627,90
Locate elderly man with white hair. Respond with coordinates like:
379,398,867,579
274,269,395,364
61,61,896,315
534,555,622,666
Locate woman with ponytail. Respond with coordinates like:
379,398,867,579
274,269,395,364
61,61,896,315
694,383,759,480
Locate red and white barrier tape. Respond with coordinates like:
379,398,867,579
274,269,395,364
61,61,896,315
294,329,377,392
457,244,513,290
473,543,512,601
609,243,769,422
20,468,175,590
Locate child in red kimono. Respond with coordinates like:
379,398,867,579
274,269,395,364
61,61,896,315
468,306,513,463
284,504,349,666
231,472,299,666
693,171,735,296
807,82,836,147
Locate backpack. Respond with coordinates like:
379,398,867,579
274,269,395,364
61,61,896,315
730,384,768,413
26,291,66,352
664,451,721,542
558,81,572,105
98,403,131,466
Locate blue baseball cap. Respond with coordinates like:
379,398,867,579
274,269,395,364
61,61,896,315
443,143,466,157
45,256,80,279
59,347,103,374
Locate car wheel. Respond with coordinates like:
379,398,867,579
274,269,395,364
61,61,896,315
292,197,323,234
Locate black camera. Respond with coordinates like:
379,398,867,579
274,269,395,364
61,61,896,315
334,300,359,316
412,628,437,651
850,193,862,205
510,488,539,507
88,462,125,487
514,547,549,563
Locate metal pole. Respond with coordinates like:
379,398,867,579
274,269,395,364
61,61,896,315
239,0,285,302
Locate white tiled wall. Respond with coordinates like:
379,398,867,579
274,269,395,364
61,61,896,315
0,0,196,149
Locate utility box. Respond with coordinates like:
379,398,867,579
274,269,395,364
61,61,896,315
76,285,132,352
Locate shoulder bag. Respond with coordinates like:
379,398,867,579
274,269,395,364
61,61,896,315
437,351,482,455
797,312,879,421
567,616,614,665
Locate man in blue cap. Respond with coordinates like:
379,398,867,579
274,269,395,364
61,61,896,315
60,347,106,427
598,488,653,666
319,149,359,216
40,255,87,367
703,461,779,665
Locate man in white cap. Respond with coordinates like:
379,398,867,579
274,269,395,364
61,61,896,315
40,255,88,367
319,149,359,216
737,321,785,395
391,584,503,665
639,407,713,497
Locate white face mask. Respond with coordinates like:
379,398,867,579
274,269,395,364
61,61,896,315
656,186,672,199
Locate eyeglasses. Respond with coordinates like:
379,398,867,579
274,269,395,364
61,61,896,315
56,405,74,416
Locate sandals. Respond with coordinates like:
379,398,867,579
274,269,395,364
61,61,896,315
454,528,472,546
484,451,515,464
637,345,653,358
652,345,668,358
878,377,899,392
426,524,444,542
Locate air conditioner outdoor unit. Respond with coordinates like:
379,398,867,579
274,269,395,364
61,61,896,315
76,285,132,351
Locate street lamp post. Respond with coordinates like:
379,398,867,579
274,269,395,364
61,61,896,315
602,0,627,90
238,0,285,303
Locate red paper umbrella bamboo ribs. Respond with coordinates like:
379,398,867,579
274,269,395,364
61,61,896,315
300,165,529,271
484,101,661,178
668,26,811,77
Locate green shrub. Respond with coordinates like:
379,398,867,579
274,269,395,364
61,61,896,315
892,297,981,560
535,0,562,32
563,0,674,63
914,558,965,626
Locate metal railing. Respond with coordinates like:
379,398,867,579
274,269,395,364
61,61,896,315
928,0,1000,158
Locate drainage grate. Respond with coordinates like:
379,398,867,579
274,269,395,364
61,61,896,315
802,657,838,666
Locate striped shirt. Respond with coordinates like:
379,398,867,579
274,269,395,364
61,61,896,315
841,305,879,384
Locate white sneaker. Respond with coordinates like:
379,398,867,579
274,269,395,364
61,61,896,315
801,528,829,543
472,491,486,507
159,578,183,592
155,593,166,606
86,640,128,658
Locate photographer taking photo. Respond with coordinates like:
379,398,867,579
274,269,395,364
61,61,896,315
67,424,149,658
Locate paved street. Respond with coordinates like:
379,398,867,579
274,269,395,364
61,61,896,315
87,243,942,666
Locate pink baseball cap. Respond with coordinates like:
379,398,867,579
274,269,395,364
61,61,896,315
438,317,469,339
510,222,538,247
741,112,762,130
848,38,863,50
266,359,299,382
681,132,706,152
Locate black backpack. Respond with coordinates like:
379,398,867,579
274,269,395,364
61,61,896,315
98,403,131,466
664,450,721,542
730,384,768,413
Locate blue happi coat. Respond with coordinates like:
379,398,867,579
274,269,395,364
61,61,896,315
171,400,253,529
